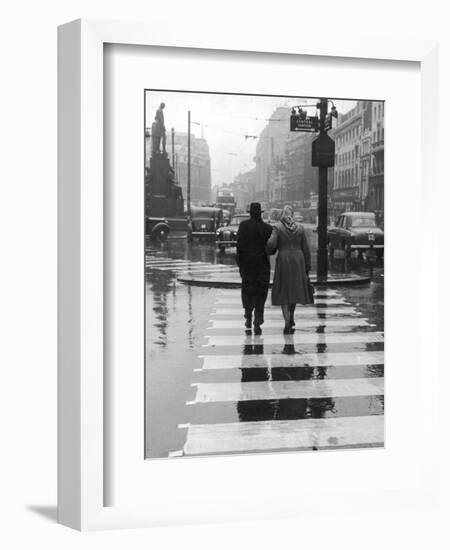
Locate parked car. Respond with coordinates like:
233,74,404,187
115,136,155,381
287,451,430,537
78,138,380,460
146,217,170,241
328,211,384,259
216,213,249,250
187,206,223,242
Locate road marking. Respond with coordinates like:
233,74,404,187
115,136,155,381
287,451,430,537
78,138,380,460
189,377,384,403
203,332,384,347
198,351,384,370
212,307,361,316
208,318,374,329
181,415,384,455
146,259,198,265
214,297,350,305
151,265,237,272
216,289,342,298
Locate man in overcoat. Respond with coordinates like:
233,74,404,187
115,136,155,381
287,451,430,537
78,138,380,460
236,203,273,334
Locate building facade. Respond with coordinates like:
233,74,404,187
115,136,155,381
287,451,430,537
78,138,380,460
331,100,378,217
230,169,256,212
254,106,291,204
367,101,385,223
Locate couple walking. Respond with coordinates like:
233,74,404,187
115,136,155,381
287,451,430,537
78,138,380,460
236,203,313,335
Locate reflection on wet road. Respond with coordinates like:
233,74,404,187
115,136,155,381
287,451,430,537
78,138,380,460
145,233,384,458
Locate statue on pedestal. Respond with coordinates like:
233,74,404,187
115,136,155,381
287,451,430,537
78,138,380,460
151,102,166,155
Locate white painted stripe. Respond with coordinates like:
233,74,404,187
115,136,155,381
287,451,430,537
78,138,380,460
198,351,384,370
179,266,238,272
208,318,373,329
181,415,384,455
154,265,237,272
190,377,384,403
203,332,384,347
214,298,350,305
216,289,342,298
146,259,197,265
212,307,361,316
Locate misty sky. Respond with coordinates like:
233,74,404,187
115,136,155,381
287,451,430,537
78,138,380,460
145,91,356,187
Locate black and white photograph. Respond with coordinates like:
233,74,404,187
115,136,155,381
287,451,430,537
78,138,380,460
144,90,385,459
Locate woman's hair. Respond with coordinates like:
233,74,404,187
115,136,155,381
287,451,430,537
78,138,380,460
280,205,297,232
281,205,294,218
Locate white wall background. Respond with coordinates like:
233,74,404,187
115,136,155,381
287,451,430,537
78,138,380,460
0,0,448,547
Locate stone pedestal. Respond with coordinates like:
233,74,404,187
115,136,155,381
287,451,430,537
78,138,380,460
146,153,184,218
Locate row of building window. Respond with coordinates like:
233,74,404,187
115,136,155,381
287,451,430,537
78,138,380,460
336,125,361,147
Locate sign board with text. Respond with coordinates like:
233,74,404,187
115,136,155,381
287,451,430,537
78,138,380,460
290,115,319,133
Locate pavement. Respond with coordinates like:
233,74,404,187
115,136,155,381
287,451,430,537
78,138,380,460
145,251,384,458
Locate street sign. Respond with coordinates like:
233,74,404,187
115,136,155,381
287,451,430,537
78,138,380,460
312,134,335,167
290,115,319,132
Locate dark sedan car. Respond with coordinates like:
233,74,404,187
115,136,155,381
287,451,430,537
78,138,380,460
328,211,384,259
187,206,223,242
216,213,249,250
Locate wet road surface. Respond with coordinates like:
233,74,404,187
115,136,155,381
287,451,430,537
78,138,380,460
145,228,384,458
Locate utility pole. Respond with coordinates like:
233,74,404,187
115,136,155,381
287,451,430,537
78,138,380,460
187,111,191,216
317,98,329,282
171,127,175,168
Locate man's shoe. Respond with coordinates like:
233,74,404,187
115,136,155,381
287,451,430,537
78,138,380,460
253,325,262,335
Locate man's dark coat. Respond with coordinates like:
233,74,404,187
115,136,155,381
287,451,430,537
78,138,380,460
236,217,273,291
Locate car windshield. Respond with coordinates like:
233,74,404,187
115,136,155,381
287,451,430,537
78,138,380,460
230,215,249,225
350,216,376,227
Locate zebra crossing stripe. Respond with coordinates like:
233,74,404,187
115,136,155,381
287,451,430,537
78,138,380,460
150,265,237,272
178,266,238,272
212,307,361,316
216,289,342,298
180,415,384,455
214,298,349,306
197,351,384,370
146,259,197,265
208,318,373,329
188,377,384,404
203,332,384,347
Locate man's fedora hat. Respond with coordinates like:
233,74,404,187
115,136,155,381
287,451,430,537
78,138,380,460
248,202,264,215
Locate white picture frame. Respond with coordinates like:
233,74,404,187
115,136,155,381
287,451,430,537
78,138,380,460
58,18,440,531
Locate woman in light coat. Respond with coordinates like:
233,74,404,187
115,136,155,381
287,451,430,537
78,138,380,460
266,205,313,333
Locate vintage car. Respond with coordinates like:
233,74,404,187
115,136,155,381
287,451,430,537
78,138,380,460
222,209,231,226
215,213,249,250
187,206,223,242
145,217,170,241
328,211,384,258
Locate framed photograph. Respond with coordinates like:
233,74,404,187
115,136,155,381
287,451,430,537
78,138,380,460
58,18,440,530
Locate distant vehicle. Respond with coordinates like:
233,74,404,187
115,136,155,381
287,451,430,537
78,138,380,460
268,208,282,225
216,213,249,250
293,212,304,224
328,211,384,259
215,189,237,216
187,206,223,242
222,209,231,226
146,217,170,241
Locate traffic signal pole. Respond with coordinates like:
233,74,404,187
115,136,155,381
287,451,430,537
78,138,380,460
187,111,191,216
317,98,329,282
289,99,335,282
